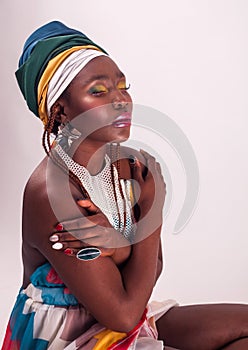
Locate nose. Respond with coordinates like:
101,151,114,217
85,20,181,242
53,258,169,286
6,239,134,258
112,99,128,110
111,91,129,110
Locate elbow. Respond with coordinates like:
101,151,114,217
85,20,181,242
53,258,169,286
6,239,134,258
114,320,136,334
108,311,143,333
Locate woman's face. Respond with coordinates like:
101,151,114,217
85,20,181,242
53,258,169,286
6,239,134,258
58,56,133,145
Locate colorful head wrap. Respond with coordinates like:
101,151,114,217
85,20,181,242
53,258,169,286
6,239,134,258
16,21,108,126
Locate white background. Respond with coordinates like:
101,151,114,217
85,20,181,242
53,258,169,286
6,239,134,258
1,0,247,343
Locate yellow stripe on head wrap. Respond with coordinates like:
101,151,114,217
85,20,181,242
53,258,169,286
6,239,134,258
38,45,101,126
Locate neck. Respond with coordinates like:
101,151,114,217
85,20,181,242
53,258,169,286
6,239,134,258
68,138,110,175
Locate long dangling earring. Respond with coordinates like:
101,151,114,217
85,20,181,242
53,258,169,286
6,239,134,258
56,122,82,152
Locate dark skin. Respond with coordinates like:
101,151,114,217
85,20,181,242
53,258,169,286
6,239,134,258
22,56,164,334
23,148,163,332
23,56,248,349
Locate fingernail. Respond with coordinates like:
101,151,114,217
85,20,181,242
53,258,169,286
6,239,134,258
128,155,136,164
64,248,73,256
52,242,63,250
77,198,88,202
77,199,90,206
49,234,59,242
56,223,64,231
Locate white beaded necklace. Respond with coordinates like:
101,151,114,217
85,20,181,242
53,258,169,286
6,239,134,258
53,143,136,241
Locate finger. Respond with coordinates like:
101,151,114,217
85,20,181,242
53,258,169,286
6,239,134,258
54,216,97,234
50,231,81,242
51,240,90,251
77,199,100,214
140,149,157,177
51,213,112,244
140,149,156,162
59,240,89,250
76,226,118,248
51,242,64,250
67,225,110,244
143,155,157,181
86,213,111,228
129,154,143,182
100,248,116,257
51,225,104,245
155,161,165,181
50,225,99,243
156,161,162,174
64,248,78,256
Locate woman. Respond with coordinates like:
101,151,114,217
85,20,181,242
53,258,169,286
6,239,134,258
2,21,248,350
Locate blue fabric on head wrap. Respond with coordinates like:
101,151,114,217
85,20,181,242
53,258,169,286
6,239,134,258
18,21,85,67
16,20,107,117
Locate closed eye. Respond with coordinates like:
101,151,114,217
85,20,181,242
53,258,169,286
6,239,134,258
118,83,131,91
88,85,108,96
117,77,131,91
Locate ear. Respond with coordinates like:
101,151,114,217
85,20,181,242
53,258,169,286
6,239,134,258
50,101,68,124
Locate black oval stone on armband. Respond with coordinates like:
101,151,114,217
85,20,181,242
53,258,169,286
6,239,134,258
76,247,102,261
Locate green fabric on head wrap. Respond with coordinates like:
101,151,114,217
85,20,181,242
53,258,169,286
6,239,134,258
16,34,107,118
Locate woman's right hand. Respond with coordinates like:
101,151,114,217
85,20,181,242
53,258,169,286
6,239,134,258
49,199,131,257
130,149,166,220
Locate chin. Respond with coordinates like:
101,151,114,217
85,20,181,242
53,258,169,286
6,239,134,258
111,126,131,143
111,131,130,143
111,137,129,144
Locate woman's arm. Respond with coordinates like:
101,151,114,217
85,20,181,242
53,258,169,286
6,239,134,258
48,147,164,280
23,152,165,332
49,199,163,282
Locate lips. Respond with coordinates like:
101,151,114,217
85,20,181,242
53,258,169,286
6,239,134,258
112,112,132,128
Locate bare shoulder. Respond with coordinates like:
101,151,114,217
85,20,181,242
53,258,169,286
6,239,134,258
23,156,86,243
23,157,51,234
22,156,86,285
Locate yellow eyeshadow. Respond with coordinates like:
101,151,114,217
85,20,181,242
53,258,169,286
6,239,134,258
117,81,127,89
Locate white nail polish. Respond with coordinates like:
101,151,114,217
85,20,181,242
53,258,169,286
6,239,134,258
52,242,63,250
50,234,59,242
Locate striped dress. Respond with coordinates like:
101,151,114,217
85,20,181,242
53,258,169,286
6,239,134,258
1,262,177,349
